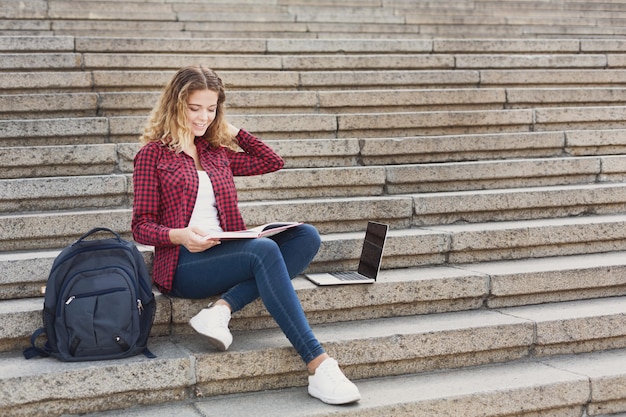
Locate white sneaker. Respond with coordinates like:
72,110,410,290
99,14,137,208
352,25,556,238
189,303,233,351
308,358,361,405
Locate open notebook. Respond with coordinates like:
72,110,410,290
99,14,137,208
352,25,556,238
304,221,388,286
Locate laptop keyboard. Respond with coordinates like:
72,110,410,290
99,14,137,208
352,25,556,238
331,271,368,281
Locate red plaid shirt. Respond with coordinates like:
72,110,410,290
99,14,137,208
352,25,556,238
131,129,284,293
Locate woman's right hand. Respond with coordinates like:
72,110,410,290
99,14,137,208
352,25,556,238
169,227,220,252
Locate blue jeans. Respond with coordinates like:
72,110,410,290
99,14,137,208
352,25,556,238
170,224,325,364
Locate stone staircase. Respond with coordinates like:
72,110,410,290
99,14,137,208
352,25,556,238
3,0,626,416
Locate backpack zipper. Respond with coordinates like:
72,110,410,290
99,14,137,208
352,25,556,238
65,287,128,305
57,265,138,317
51,244,152,299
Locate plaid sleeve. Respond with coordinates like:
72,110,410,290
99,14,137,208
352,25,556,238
131,143,175,247
226,129,284,176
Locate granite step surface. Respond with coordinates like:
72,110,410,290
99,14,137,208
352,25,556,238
3,296,626,417
8,68,626,93
2,129,624,179
2,36,625,56
5,87,626,119
3,2,626,417
3,150,625,207
3,251,626,350
3,173,625,226
4,0,626,40
4,105,626,144
65,348,626,417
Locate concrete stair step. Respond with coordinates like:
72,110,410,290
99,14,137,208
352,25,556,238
0,35,74,51
7,87,626,119
361,130,626,162
0,71,94,94
15,0,625,36
384,155,626,193
3,177,626,247
5,105,626,143
2,262,486,349
0,92,101,119
424,213,626,263
2,208,626,296
0,89,499,119
481,68,626,88
3,251,626,348
3,19,186,38
474,0,626,13
3,296,626,416
0,174,130,213
235,155,624,197
5,2,626,40
175,16,302,30
17,21,423,39
3,3,626,417
4,210,626,259
480,5,626,18
4,67,626,93
75,37,432,54
4,0,625,17
461,251,626,308
1,89,501,119
7,35,621,73
72,51,612,72
7,152,622,204
186,26,422,40
413,182,626,225
333,106,626,139
3,130,624,180
67,37,609,54
253,5,401,25
46,1,177,21
0,130,617,179
0,138,368,179
3,162,626,222
0,143,118,179
66,348,626,417
77,52,438,72
308,22,620,39
422,24,626,39
0,69,478,93
170,2,288,14
85,69,456,91
0,52,82,71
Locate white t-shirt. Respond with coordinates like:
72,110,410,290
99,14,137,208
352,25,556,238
188,171,223,235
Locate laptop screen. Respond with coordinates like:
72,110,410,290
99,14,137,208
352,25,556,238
357,222,389,279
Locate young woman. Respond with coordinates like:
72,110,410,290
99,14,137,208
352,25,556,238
131,65,360,405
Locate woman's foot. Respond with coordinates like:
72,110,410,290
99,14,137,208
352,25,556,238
308,357,361,405
189,302,233,351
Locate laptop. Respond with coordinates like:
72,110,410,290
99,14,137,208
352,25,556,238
304,221,389,286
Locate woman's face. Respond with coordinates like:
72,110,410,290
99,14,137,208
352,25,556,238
186,89,219,137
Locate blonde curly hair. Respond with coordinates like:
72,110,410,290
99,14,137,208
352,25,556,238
139,66,234,152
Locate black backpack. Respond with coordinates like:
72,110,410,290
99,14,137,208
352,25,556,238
24,227,156,362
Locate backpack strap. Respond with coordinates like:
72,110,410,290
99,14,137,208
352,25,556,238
23,329,157,360
75,227,122,244
23,328,52,359
142,347,156,359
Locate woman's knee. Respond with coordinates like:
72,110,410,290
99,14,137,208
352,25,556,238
252,236,281,250
247,237,282,262
296,223,321,251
